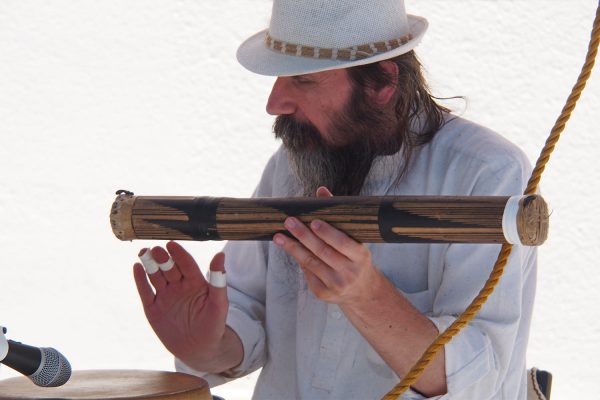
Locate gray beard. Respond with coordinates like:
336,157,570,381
285,140,374,196
273,87,401,196
287,148,335,197
273,116,399,196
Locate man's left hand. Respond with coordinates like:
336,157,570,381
273,186,383,307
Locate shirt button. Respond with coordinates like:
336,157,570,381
331,311,342,319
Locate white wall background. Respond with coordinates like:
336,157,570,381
0,1,598,398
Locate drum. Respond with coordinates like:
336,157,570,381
0,369,212,400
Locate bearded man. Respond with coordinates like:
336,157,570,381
132,1,536,398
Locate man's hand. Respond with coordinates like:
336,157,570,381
273,187,447,395
272,186,384,307
133,241,242,372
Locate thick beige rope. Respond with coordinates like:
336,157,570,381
383,3,600,398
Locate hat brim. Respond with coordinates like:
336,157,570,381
237,15,428,77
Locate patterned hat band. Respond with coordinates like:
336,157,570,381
264,32,413,62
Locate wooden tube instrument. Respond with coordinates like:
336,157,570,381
110,190,549,246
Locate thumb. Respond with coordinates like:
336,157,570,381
316,186,334,197
207,252,228,311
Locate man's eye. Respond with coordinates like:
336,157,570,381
294,77,314,85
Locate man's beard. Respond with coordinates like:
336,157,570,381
273,88,401,196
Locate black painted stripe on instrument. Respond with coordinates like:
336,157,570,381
145,197,221,241
378,198,491,243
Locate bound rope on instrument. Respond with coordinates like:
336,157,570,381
383,3,600,398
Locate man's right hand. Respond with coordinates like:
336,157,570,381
133,241,242,372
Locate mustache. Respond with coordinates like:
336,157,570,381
273,115,325,151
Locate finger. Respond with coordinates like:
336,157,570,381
316,186,334,197
207,252,228,314
273,232,337,285
165,241,204,280
139,248,167,290
207,252,226,288
284,216,349,269
301,265,330,300
138,247,159,274
310,218,369,263
152,246,183,283
133,263,155,307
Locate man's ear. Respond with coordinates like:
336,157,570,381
368,61,398,106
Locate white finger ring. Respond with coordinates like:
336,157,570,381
139,249,159,275
158,257,175,271
207,271,226,288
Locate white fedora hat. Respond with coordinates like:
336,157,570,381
237,0,428,77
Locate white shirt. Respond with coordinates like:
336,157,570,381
177,116,537,399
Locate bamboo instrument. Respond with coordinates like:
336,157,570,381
110,190,548,246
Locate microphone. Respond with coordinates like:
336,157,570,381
0,326,71,387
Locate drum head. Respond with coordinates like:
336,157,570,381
0,369,211,400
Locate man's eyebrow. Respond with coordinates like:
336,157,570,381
293,75,312,81
293,74,323,85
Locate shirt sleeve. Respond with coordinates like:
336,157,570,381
426,157,537,398
428,245,534,398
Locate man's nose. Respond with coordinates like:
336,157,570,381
266,77,296,116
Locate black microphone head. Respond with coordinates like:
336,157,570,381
29,347,71,387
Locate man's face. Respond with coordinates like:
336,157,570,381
269,68,399,196
267,69,354,147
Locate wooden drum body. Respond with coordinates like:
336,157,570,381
0,370,212,400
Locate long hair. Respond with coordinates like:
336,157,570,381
346,51,450,179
